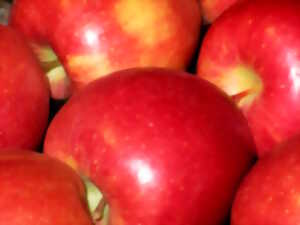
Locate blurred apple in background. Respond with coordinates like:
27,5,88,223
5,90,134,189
0,25,49,151
197,0,300,157
0,149,93,225
9,0,201,99
0,0,10,25
44,68,255,225
199,0,241,23
231,135,300,225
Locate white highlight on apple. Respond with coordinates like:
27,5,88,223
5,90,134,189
290,66,300,93
84,28,99,46
287,52,300,94
130,159,154,185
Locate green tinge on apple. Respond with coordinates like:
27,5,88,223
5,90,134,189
31,44,71,99
82,176,103,213
46,66,71,99
31,44,58,63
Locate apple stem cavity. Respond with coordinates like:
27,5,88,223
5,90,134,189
82,176,109,225
220,65,263,108
94,199,110,225
30,44,58,65
30,43,71,99
46,66,71,99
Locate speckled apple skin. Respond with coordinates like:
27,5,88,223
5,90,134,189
10,0,201,94
197,0,300,157
0,25,49,150
44,68,255,225
0,150,93,225
232,136,300,225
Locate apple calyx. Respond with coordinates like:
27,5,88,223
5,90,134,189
30,43,71,99
218,65,263,108
83,176,109,225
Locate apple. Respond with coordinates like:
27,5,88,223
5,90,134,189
197,0,300,157
9,0,202,99
0,25,49,150
231,135,300,225
0,149,93,225
199,0,242,23
0,0,10,25
44,68,255,225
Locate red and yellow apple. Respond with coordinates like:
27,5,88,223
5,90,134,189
197,0,300,157
44,68,255,225
231,135,300,225
0,25,49,150
0,149,93,225
9,0,201,99
199,0,242,23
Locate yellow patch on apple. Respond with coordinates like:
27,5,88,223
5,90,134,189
102,126,117,149
115,0,175,47
139,51,168,68
201,0,217,11
66,53,112,84
62,154,79,172
293,192,300,206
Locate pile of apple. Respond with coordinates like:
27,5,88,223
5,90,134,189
1,0,300,224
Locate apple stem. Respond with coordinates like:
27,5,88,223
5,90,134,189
231,89,251,104
82,176,110,225
93,197,107,221
94,202,110,225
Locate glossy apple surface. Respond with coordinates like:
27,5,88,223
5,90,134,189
0,149,93,225
197,0,300,157
200,0,241,23
44,68,255,225
0,25,49,150
231,136,300,225
9,0,201,99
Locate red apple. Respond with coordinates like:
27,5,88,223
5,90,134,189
0,25,49,150
197,0,300,157
9,0,201,99
44,68,255,225
199,0,242,23
231,135,300,225
0,149,93,225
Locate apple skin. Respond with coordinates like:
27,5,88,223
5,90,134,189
0,149,93,225
44,68,255,225
0,25,49,150
9,0,201,98
199,0,242,23
231,136,300,225
197,0,300,157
